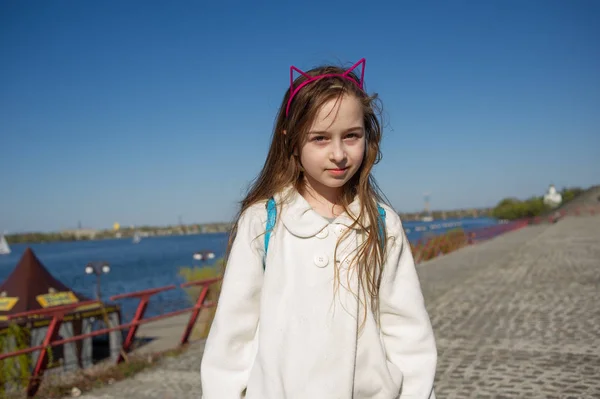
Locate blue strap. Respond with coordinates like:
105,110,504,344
376,204,387,250
263,198,386,269
264,197,277,269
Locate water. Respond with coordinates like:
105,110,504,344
0,234,229,320
0,217,496,320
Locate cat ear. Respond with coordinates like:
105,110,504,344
342,58,366,88
286,58,366,116
290,65,312,92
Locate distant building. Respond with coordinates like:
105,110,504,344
543,185,562,208
61,228,98,240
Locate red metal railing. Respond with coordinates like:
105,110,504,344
0,277,221,397
409,204,600,264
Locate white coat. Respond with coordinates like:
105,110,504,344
201,187,437,398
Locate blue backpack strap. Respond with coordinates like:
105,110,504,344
376,204,386,251
263,199,385,269
264,197,277,269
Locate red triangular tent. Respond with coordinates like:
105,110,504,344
0,247,90,316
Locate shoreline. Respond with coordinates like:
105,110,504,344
3,216,498,246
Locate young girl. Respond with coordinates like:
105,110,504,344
200,58,437,399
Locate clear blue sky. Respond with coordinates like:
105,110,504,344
1,0,598,233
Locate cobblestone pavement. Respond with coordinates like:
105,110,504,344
79,216,600,398
420,216,600,398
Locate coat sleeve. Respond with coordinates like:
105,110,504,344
379,211,437,399
200,204,265,398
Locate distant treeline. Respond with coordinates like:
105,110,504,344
4,232,87,244
5,223,232,245
491,187,583,221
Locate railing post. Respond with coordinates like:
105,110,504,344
109,285,176,364
117,295,150,364
180,284,210,346
26,312,65,397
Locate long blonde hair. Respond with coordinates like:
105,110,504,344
227,61,389,320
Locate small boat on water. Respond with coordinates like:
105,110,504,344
0,233,11,255
132,232,141,244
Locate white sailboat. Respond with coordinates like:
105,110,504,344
132,231,141,244
0,233,11,255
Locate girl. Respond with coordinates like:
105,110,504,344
200,58,437,399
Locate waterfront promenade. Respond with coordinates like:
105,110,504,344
78,214,600,398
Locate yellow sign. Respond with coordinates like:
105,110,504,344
0,297,18,311
36,291,79,308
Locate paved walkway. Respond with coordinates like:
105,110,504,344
79,215,600,398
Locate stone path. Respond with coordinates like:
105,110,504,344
420,216,600,398
78,215,600,398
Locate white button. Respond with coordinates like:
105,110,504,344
335,225,348,236
316,228,328,239
314,254,329,268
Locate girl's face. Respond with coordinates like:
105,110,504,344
299,93,366,197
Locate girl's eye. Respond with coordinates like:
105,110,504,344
345,133,360,139
312,136,326,142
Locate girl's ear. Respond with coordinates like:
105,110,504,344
283,129,287,136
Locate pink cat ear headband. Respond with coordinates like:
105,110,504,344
285,58,366,116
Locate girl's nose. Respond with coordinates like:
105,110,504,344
330,141,347,163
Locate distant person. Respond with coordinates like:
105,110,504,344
200,58,437,398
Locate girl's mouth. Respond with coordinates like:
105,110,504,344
327,168,348,176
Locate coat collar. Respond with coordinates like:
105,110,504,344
275,186,370,238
